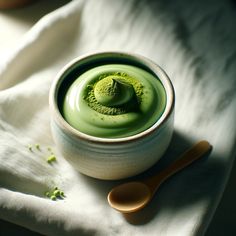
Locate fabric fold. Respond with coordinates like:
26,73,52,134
0,0,236,235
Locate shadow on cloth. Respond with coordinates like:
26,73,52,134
80,130,224,226
0,0,72,24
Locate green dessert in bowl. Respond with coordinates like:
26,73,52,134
62,64,166,138
49,52,175,180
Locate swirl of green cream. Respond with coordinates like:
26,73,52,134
62,64,166,138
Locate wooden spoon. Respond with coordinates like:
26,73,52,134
107,140,212,213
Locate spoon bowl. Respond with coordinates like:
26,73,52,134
108,182,152,213
107,140,212,213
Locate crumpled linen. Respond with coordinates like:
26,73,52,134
0,0,236,235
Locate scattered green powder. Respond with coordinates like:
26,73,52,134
35,144,40,150
27,144,57,164
45,187,65,201
50,195,57,201
45,191,50,198
26,144,64,201
28,145,33,152
60,191,65,197
47,154,57,163
53,189,61,197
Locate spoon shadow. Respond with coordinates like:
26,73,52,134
120,131,213,225
77,130,215,226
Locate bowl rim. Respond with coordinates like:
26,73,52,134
49,51,175,144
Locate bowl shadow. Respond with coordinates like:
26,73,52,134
80,129,221,226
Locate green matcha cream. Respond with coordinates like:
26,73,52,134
62,64,166,138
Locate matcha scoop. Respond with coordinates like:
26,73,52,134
94,76,135,107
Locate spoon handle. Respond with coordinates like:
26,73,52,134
145,140,212,192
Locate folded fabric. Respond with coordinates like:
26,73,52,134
0,0,236,235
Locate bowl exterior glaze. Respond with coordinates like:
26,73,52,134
49,52,175,180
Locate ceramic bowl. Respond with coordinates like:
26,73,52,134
49,52,175,180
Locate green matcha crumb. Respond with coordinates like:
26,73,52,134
60,191,65,197
45,186,65,201
53,189,61,197
47,154,57,163
50,195,57,201
27,145,33,152
27,143,59,165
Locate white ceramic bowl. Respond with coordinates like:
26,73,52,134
49,52,175,180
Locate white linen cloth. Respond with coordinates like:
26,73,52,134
0,0,236,235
